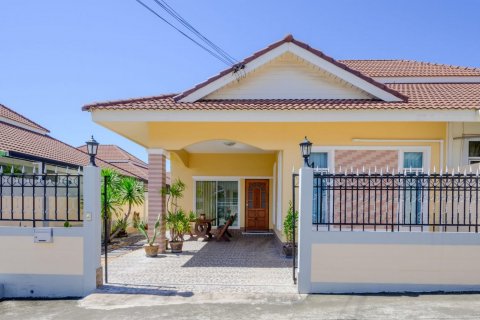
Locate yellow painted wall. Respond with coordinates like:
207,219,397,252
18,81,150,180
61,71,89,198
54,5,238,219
103,121,447,237
171,153,276,229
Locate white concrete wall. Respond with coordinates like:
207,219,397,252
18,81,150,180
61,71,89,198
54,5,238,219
0,165,101,298
297,167,480,294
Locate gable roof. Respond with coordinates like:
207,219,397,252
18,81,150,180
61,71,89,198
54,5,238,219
83,83,480,111
174,35,407,103
340,60,480,78
78,144,148,181
0,103,49,134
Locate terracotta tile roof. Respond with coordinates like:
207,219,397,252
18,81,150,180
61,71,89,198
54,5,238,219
78,145,148,180
172,35,407,102
340,60,480,78
83,83,480,111
0,121,142,179
0,104,49,133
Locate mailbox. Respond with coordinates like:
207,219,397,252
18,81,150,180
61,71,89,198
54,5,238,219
34,228,53,243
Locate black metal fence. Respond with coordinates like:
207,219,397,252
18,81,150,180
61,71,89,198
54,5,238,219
0,173,83,227
313,171,480,232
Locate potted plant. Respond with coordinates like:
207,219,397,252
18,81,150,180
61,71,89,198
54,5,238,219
188,210,197,237
165,209,190,253
283,201,298,257
137,219,160,257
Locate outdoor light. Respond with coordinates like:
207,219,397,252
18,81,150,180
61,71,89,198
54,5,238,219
299,136,314,168
86,135,99,166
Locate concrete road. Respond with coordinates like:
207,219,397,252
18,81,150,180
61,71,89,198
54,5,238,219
2,292,480,319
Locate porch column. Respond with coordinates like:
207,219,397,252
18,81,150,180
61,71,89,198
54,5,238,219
147,149,167,253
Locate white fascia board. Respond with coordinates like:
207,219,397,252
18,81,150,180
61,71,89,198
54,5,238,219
287,44,403,102
92,109,480,123
374,76,480,84
178,43,291,102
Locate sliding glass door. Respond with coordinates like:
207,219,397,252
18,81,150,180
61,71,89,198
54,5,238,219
195,180,239,227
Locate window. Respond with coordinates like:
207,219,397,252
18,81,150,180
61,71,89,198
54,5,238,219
312,152,329,223
402,151,424,225
468,140,480,164
195,180,239,227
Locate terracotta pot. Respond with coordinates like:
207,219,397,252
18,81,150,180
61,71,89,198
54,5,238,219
169,241,183,253
144,243,160,257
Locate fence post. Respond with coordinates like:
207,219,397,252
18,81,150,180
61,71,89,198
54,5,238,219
82,165,102,295
298,166,314,294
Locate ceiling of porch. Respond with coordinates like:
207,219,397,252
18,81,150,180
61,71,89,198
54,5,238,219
184,140,273,154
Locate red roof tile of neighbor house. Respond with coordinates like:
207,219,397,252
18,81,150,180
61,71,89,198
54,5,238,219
78,145,148,181
0,121,142,179
83,83,480,111
0,104,50,133
340,60,480,78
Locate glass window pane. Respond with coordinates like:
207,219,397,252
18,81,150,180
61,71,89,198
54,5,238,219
195,181,216,220
217,181,238,227
403,152,423,169
469,141,480,157
310,152,328,169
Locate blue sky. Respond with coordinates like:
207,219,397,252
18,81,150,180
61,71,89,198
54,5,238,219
1,1,479,163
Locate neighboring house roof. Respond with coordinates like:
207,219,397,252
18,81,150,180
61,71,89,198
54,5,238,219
0,104,50,134
0,107,142,179
340,60,480,78
78,144,149,181
82,83,480,111
82,35,480,112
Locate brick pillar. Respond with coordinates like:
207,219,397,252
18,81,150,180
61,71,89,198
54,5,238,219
148,149,167,253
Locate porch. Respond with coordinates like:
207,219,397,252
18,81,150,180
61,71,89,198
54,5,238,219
98,233,296,294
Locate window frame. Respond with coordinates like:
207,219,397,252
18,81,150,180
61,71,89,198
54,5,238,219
464,138,480,165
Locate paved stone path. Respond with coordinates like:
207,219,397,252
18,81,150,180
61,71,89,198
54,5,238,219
97,234,297,295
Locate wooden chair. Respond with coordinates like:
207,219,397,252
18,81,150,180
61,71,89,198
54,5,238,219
216,215,235,242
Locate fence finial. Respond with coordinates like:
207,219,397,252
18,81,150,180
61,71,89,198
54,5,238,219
446,166,448,174
356,168,359,176
362,166,365,173
392,168,396,175
477,168,479,177
374,166,377,174
350,166,353,173
386,165,389,173
55,166,58,174
440,168,443,176
452,167,455,175
433,165,436,174
457,166,460,173
0,166,2,174
22,166,25,174
10,166,14,174
368,168,371,175
339,165,342,173
464,168,467,177
409,166,412,173
380,168,383,176
332,167,336,174
469,166,473,173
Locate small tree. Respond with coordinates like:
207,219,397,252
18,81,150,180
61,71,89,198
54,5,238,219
162,179,188,242
110,177,145,239
101,168,121,242
283,201,299,244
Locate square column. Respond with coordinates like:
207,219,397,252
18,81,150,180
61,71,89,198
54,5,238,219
147,149,167,253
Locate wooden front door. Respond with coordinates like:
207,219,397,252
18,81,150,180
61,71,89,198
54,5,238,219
245,179,269,231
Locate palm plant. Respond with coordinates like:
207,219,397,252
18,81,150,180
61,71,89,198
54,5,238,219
101,168,121,242
110,177,145,239
165,209,190,242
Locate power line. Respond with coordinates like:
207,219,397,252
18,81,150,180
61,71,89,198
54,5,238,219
151,0,238,65
134,0,237,66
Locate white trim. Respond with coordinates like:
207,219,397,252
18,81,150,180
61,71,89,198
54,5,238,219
272,162,277,226
276,151,283,231
193,178,241,229
462,137,480,166
0,117,49,135
311,145,432,172
374,76,480,84
193,176,273,180
352,139,443,169
146,148,168,156
92,109,480,123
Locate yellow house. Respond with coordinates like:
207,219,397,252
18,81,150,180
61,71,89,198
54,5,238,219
83,35,480,245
